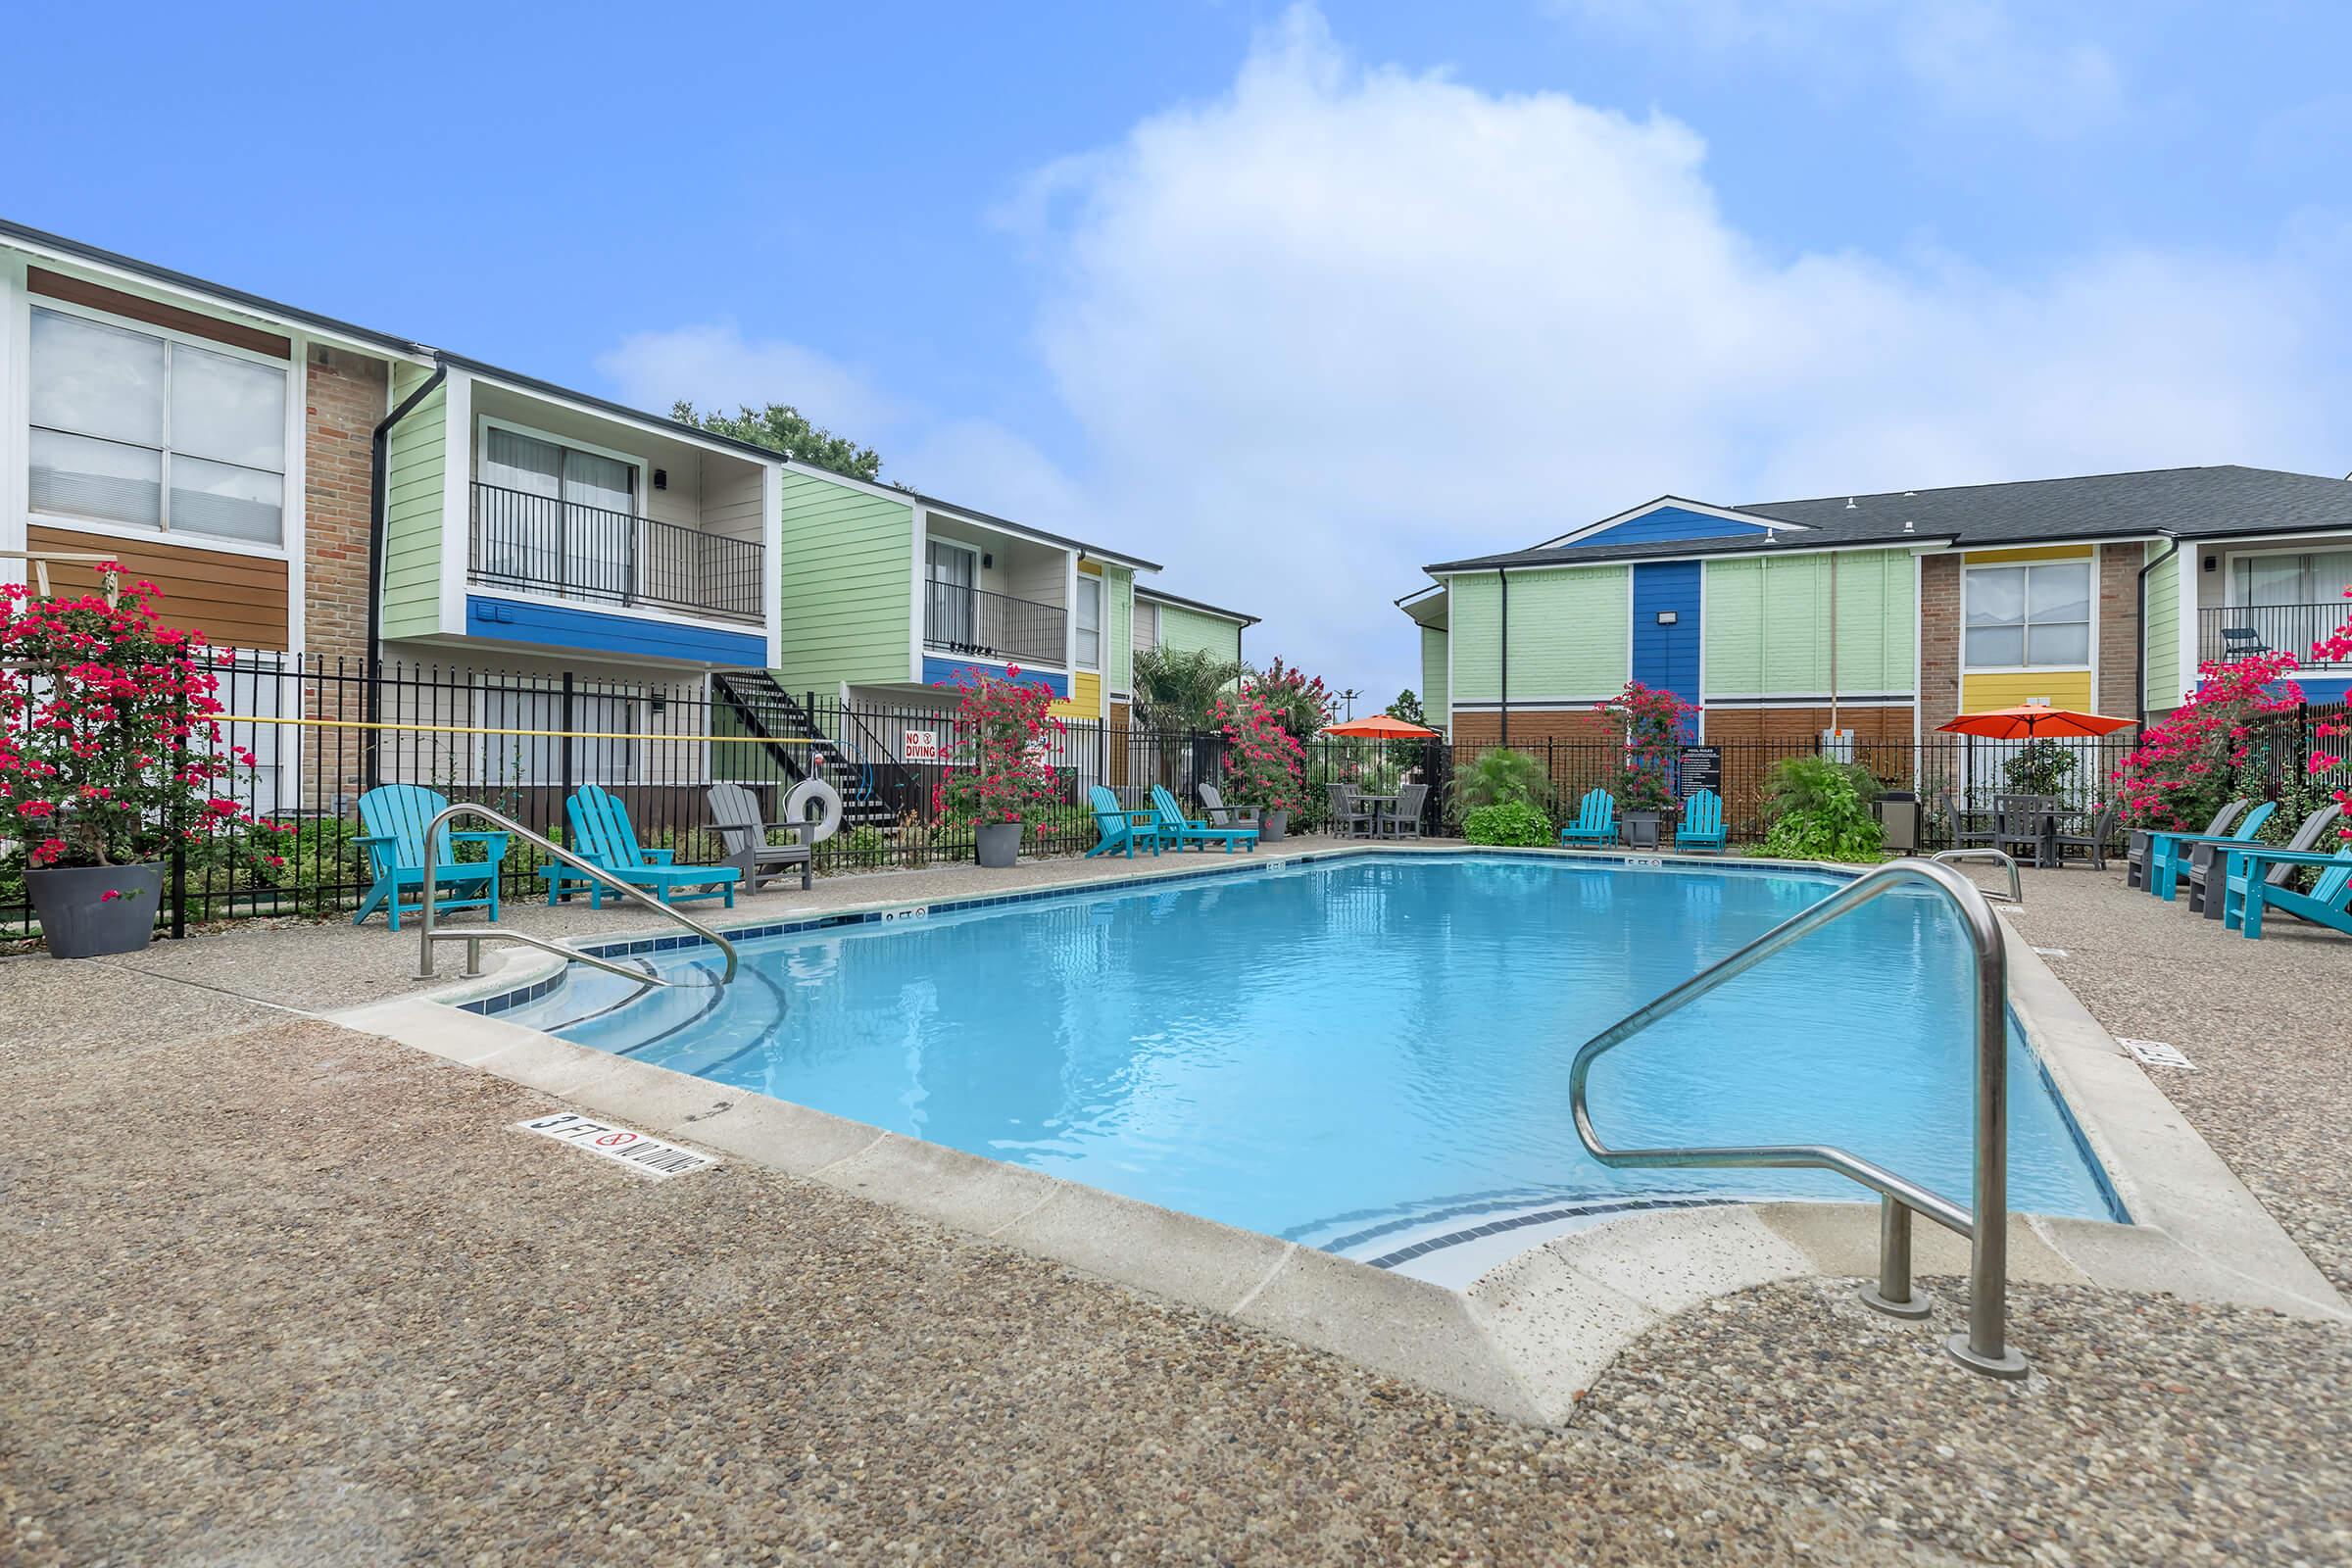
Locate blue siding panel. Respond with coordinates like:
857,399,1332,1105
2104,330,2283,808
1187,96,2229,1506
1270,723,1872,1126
465,595,766,666
1580,505,1770,548
921,656,1070,698
1631,561,1702,709
2295,674,2351,707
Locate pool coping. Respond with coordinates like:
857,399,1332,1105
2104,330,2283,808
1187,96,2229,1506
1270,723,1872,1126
331,843,2348,1425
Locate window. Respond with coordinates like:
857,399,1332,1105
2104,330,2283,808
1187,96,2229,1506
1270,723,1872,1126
925,539,978,646
1075,574,1102,668
1133,598,1160,654
475,683,640,786
1964,561,2090,668
27,306,286,545
476,423,640,600
2231,549,2352,609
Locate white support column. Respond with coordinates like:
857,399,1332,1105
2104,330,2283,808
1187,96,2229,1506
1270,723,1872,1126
760,460,783,669
436,369,473,636
0,251,26,585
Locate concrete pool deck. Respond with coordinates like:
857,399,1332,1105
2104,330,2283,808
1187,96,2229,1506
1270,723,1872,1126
7,848,2350,1562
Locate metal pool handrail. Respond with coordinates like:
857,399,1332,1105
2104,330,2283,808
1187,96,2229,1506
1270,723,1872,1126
416,803,739,986
1567,858,2029,1379
1932,847,2023,905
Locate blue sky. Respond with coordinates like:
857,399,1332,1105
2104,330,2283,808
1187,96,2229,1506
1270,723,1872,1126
6,1,2348,698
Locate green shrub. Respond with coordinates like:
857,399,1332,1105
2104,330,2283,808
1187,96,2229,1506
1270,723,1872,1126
1449,748,1552,820
1761,756,1885,861
1463,800,1554,847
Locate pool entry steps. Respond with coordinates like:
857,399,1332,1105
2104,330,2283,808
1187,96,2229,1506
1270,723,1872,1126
1573,858,2029,1378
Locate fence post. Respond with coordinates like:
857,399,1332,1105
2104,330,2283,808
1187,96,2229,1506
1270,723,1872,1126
559,672,575,819
170,682,188,940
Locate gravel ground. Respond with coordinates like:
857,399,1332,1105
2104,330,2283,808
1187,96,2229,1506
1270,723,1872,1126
6,858,2347,1564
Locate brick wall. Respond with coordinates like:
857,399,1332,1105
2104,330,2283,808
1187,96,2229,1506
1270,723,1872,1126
2097,543,2141,731
1702,705,1914,745
302,346,387,667
1448,708,1615,747
1920,554,1961,733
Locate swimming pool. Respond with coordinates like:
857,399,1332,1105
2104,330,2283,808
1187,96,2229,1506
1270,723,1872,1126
485,854,2124,1261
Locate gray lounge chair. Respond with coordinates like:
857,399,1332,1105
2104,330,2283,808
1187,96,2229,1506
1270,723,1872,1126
2131,798,2245,891
1939,790,1996,854
2050,801,2120,870
2189,802,2343,919
1326,783,1375,839
1991,793,2054,867
1198,783,1259,831
1378,782,1429,839
707,779,840,893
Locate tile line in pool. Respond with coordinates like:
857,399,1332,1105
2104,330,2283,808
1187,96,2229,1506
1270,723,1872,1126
485,854,2124,1244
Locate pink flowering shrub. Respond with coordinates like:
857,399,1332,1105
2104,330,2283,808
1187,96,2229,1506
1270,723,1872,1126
1248,658,1335,741
2302,592,2351,844
1211,690,1306,813
931,665,1067,832
0,569,285,870
1596,680,1697,815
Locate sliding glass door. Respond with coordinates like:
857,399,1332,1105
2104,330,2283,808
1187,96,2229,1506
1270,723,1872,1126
478,426,639,603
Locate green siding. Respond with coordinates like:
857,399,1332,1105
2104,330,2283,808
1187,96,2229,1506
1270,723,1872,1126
1446,565,1629,702
1421,626,1448,727
773,470,913,692
1154,601,1243,664
380,364,446,640
2143,542,2181,707
1104,565,1134,696
1704,551,1913,697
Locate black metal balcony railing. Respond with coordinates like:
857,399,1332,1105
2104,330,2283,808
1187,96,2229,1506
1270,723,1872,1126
923,581,1067,667
2199,602,2352,665
467,482,763,622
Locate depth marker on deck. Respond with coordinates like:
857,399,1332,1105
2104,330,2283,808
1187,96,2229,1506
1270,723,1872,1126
515,1113,719,1178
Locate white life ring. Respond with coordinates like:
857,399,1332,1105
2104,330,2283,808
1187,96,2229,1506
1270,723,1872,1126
782,777,844,846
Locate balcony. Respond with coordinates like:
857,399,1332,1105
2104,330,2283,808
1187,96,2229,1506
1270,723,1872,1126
468,482,763,622
923,581,1067,667
2199,603,2352,666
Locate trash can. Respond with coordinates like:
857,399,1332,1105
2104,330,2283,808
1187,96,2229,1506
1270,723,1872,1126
1876,790,1921,856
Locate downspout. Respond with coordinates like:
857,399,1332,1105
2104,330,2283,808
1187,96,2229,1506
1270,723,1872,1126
1496,567,1510,746
2134,536,2180,731
365,354,447,789
1828,555,1839,738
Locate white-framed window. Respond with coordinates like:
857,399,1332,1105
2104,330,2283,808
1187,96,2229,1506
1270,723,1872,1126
475,682,641,787
1132,597,1160,654
925,538,980,646
26,304,289,545
1075,573,1102,668
474,417,644,602
1963,561,2090,669
2230,547,2352,610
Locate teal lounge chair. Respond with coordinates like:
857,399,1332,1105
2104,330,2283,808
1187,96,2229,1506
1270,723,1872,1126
1676,789,1727,855
1087,785,1166,858
1559,788,1618,848
2223,838,2352,941
2148,801,2277,901
354,784,509,932
544,785,741,908
1151,785,1258,853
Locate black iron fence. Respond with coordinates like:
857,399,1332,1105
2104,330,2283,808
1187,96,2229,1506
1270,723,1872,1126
3,653,2340,941
922,582,1066,667
2197,602,2352,665
468,481,764,620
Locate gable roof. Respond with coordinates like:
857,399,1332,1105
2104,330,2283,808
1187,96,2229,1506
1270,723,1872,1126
1424,465,2352,573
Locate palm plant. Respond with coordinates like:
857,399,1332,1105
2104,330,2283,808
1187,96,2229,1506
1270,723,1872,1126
1133,646,1248,730
1447,747,1552,821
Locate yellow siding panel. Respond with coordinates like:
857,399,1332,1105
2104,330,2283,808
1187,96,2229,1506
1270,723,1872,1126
1964,545,2093,564
1962,670,2094,710
1051,670,1103,721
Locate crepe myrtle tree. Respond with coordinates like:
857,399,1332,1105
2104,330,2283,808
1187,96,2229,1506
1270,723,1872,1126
0,569,285,876
931,664,1068,831
1245,657,1335,741
1596,680,1697,817
1210,689,1306,815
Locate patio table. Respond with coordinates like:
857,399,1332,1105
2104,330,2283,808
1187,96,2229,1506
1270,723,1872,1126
1353,794,1399,837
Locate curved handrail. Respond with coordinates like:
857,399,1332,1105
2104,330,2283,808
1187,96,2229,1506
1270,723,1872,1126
1932,847,2023,906
416,803,739,985
1567,858,2026,1377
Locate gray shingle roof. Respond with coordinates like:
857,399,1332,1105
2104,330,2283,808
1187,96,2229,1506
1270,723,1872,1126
1423,465,2352,573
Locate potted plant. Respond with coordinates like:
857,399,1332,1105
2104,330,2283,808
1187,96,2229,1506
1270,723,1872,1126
2,570,283,956
1597,680,1696,849
932,664,1066,868
1211,689,1306,841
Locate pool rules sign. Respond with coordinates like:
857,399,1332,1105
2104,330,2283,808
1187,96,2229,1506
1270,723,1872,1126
515,1112,718,1179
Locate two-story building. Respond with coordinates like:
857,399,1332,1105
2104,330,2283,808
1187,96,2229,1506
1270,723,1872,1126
1402,466,2352,752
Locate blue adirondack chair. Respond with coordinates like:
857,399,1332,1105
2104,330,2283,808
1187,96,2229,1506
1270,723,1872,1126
2224,839,2352,941
1675,789,1727,855
1087,785,1166,858
353,784,509,931
2147,801,2277,901
545,785,741,908
1151,785,1257,853
1558,788,1618,848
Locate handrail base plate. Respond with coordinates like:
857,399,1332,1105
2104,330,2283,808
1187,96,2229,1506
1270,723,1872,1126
1946,1336,2031,1380
1856,1285,1935,1320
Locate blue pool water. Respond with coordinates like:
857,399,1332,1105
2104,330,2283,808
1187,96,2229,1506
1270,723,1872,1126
496,855,2123,1253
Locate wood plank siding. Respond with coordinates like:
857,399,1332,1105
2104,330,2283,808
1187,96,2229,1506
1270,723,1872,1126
27,524,290,650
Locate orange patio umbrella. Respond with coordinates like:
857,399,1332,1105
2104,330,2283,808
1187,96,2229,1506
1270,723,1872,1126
1936,705,2134,740
1322,713,1442,738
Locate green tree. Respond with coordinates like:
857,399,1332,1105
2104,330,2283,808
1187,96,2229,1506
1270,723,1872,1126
671,400,882,482
1386,689,1426,725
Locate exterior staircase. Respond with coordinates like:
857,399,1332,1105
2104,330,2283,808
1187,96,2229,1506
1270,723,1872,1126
711,670,906,829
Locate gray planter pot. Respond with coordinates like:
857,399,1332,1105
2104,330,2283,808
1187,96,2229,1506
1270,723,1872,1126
975,821,1022,868
1621,811,1662,850
1258,808,1289,843
28,862,164,958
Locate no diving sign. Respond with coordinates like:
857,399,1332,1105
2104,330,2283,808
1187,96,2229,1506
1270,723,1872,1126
516,1112,718,1179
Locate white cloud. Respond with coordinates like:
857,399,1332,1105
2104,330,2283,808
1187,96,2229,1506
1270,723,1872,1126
593,322,899,433
1000,3,2343,698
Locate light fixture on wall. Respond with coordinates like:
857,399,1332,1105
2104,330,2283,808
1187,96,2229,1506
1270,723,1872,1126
982,552,994,568
1655,611,1679,625
653,468,668,491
